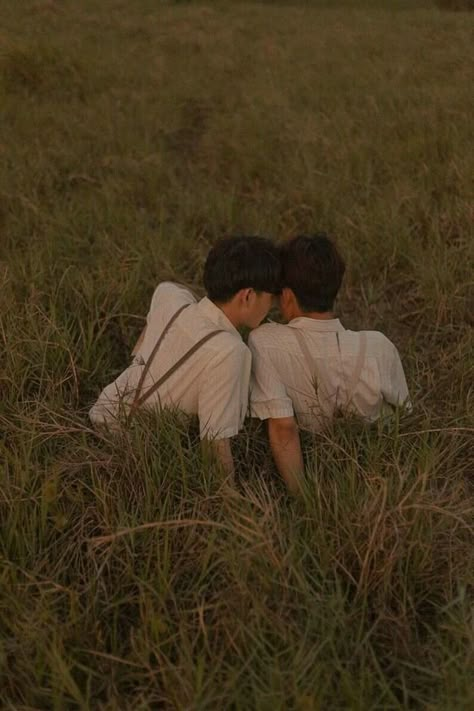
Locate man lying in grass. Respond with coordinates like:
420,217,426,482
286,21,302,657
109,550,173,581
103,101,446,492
249,234,411,494
89,236,281,478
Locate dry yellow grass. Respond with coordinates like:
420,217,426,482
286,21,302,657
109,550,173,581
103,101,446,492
1,1,473,708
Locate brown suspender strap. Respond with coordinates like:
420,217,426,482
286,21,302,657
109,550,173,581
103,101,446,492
131,329,224,412
346,331,367,406
131,303,189,412
293,328,367,411
294,328,323,388
294,329,316,376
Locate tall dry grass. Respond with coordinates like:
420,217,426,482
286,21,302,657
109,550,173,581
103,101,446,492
1,0,473,708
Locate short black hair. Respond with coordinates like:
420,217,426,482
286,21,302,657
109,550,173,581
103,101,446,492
280,233,345,312
203,236,281,303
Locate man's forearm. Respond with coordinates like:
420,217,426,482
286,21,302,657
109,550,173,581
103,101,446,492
268,417,304,495
201,438,235,483
213,438,235,480
131,325,147,356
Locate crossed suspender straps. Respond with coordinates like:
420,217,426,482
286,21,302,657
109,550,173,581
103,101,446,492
129,304,224,417
293,328,367,410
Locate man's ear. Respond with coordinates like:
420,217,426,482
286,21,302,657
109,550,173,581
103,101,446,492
240,287,253,304
280,287,292,308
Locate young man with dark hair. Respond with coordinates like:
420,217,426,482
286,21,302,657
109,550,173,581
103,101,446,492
249,233,410,494
90,236,281,477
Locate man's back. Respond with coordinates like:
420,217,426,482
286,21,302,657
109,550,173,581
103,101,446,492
249,317,410,432
90,282,251,439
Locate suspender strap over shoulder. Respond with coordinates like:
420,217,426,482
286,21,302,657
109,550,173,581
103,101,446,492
129,302,224,417
132,303,189,408
131,328,224,412
347,331,367,404
293,328,323,388
294,328,316,377
293,327,368,410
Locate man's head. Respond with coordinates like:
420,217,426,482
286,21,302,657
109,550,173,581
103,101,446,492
203,236,281,328
279,233,345,321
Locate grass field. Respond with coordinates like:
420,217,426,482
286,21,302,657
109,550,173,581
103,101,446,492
1,0,473,708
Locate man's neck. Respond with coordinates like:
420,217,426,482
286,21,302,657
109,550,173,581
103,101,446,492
214,300,241,328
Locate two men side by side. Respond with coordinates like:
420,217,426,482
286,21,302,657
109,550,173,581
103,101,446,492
90,234,411,490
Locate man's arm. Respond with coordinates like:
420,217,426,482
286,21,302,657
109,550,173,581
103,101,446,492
132,282,197,358
201,438,235,483
267,417,304,495
198,344,252,483
380,340,411,410
248,331,303,492
131,325,147,356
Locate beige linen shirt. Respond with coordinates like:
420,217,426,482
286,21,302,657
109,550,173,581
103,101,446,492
89,282,251,439
248,318,410,431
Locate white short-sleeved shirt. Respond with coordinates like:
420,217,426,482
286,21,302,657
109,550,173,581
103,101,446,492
248,317,410,431
89,282,251,440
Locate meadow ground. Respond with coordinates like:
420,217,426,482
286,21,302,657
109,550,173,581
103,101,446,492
1,0,473,708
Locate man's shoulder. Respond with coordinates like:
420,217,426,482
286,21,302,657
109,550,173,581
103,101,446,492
350,329,398,355
200,326,248,358
249,321,289,347
202,336,250,376
152,281,196,301
151,280,195,305
214,334,250,359
149,281,197,318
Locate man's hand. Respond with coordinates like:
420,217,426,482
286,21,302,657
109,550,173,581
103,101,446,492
267,417,303,495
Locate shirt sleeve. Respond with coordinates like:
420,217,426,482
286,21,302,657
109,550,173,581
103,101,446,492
198,344,252,440
148,282,196,320
248,333,294,421
137,282,197,363
380,340,411,410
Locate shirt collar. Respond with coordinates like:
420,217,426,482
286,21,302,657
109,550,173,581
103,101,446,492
287,316,345,332
196,297,240,336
